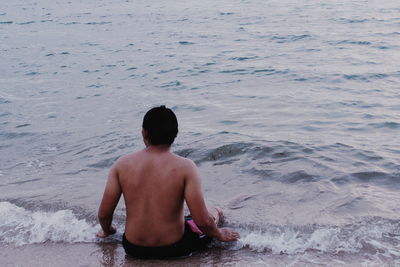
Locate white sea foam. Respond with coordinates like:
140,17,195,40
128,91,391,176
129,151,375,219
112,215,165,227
0,201,98,246
232,228,355,254
1,200,399,262
26,159,46,168
218,220,400,258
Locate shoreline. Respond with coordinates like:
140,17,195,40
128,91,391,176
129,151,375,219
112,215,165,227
1,242,393,266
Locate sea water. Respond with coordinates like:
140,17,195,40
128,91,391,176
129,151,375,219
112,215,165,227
1,0,400,266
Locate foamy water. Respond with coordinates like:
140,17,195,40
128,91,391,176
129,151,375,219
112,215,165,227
0,201,98,246
2,200,399,265
1,0,400,265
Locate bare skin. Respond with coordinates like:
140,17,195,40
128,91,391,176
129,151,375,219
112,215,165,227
97,130,239,246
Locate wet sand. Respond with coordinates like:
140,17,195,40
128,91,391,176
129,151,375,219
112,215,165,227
0,243,260,267
1,243,387,267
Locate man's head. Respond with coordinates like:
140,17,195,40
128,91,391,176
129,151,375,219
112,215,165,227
142,106,178,146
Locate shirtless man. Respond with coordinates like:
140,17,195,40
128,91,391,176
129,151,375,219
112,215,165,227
97,106,239,258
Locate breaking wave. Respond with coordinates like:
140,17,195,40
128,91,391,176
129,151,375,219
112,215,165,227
232,219,400,256
0,201,98,246
2,200,399,263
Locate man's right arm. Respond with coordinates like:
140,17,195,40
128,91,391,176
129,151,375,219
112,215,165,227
97,163,122,237
183,160,239,242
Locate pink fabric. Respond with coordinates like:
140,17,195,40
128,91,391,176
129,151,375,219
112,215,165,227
186,219,203,235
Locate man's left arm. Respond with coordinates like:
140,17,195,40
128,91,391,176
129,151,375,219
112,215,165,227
97,164,122,237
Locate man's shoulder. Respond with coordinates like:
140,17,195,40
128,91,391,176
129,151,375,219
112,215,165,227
170,153,198,175
171,152,195,165
114,150,143,167
114,150,197,171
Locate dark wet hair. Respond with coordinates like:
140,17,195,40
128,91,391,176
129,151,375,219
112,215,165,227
142,105,178,146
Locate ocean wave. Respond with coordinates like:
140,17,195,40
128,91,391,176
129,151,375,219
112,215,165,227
2,201,399,260
176,140,400,189
177,141,305,167
0,97,11,104
0,131,35,140
193,142,254,163
0,201,98,246
218,218,400,258
270,34,312,43
369,122,400,129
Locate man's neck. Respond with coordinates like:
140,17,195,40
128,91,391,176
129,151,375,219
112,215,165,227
145,144,171,152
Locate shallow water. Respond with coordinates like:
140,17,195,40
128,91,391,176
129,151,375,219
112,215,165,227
1,0,400,265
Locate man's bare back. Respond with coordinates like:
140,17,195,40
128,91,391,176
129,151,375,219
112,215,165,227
115,146,191,246
97,106,239,258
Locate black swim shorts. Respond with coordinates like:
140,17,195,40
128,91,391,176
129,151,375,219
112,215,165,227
122,216,212,259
